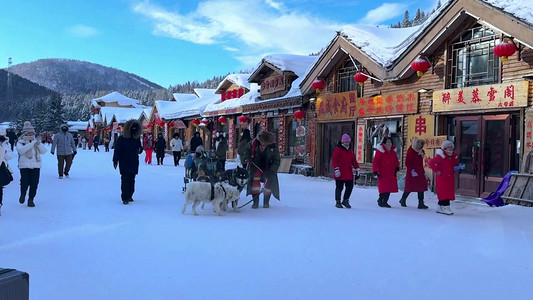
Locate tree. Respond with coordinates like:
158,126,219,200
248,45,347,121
46,92,65,131
402,10,411,27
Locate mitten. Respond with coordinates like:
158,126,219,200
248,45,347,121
352,167,360,177
453,163,465,172
334,168,341,178
411,169,418,177
372,172,379,179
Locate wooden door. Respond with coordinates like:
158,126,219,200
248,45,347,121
321,122,355,177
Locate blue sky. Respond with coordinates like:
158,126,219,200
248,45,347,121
0,0,441,88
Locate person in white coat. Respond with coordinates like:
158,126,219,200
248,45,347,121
170,133,184,166
0,127,14,215
16,121,47,207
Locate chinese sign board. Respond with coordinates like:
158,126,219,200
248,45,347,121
407,114,435,140
356,124,366,163
525,109,533,152
423,136,448,149
432,81,529,112
260,75,286,95
316,90,418,121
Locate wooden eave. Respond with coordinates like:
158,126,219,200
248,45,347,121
249,61,282,83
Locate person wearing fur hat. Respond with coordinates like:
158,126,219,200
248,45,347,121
331,133,360,208
154,132,167,165
16,121,47,207
372,136,400,208
112,119,143,205
0,128,14,215
399,137,429,209
51,124,77,179
243,130,280,208
429,139,463,215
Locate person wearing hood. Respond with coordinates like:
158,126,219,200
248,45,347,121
51,124,77,179
189,131,203,153
112,119,143,205
429,140,463,215
331,134,360,208
243,130,280,209
372,136,400,208
154,132,166,165
16,121,47,207
0,128,14,215
399,137,429,209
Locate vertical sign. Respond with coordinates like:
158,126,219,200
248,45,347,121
525,109,533,152
356,124,366,163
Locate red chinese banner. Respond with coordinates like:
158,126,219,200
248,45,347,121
432,81,529,112
356,124,366,163
525,109,533,152
316,90,418,121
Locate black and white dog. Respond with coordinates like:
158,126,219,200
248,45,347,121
220,166,249,192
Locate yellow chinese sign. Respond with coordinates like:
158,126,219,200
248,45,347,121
525,109,533,152
356,124,365,163
432,81,529,112
316,90,418,121
423,136,448,149
407,114,435,140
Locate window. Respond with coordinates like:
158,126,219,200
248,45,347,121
366,119,402,163
448,25,499,88
337,59,362,97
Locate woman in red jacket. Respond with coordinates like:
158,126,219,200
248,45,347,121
372,137,400,208
332,134,360,208
429,140,462,215
399,137,428,209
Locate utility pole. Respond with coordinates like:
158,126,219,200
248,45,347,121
6,57,14,101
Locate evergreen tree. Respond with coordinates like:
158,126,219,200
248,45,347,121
47,92,65,131
402,10,411,27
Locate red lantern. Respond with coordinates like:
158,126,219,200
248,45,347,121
192,119,200,126
494,42,516,62
147,122,154,128
411,58,431,77
168,121,174,128
158,121,166,127
117,126,122,131
311,79,325,93
238,115,248,123
294,110,305,120
353,72,368,86
201,118,209,125
218,116,227,125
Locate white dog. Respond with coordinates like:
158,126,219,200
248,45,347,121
219,182,241,213
182,181,226,216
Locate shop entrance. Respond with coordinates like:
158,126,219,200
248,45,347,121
455,114,514,197
320,121,355,177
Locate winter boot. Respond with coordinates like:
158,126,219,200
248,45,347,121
27,198,35,207
341,199,351,209
335,200,343,208
19,194,25,204
444,205,454,215
377,196,383,207
263,194,271,208
417,199,428,209
251,195,259,209
399,197,407,207
437,205,452,215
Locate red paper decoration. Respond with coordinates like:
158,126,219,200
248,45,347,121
353,72,368,86
411,58,431,77
201,118,209,125
494,42,516,62
238,115,248,123
218,116,227,125
192,119,200,126
293,110,305,120
311,79,325,93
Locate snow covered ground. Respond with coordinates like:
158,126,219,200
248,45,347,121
1,145,532,300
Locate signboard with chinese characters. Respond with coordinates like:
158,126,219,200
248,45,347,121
432,81,529,112
525,109,533,152
423,136,448,149
356,124,366,163
260,74,286,95
316,90,418,121
407,114,435,140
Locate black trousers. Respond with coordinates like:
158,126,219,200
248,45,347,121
400,191,424,201
94,142,100,151
335,180,354,201
0,186,3,205
20,168,40,199
216,159,226,173
173,151,182,166
379,192,391,202
438,200,451,206
120,173,136,201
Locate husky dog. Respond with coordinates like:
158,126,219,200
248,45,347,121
220,166,249,192
218,182,241,213
182,181,226,216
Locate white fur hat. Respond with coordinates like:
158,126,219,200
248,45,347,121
22,121,35,134
441,140,454,150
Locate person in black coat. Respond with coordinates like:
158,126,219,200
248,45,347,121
154,132,166,165
189,131,203,153
113,119,143,205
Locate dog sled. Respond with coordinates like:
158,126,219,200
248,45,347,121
183,150,222,192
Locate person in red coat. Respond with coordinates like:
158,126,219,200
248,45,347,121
372,137,400,208
332,134,360,208
429,140,463,215
399,137,428,209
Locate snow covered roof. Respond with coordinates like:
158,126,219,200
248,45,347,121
172,93,199,102
91,91,140,108
156,89,220,120
143,107,152,120
194,88,216,98
204,83,260,115
259,54,319,77
483,0,533,26
99,107,144,125
66,121,89,131
215,74,252,93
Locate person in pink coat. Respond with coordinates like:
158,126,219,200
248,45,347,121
372,137,400,208
428,140,464,215
332,134,360,208
399,137,428,209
